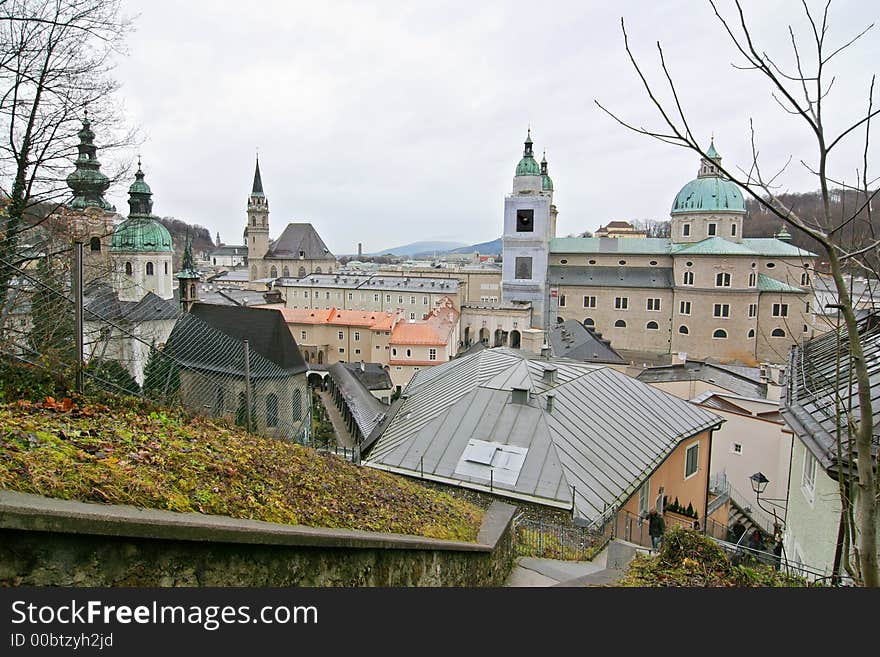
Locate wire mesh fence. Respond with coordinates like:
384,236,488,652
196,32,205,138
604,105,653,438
513,513,610,561
0,247,310,444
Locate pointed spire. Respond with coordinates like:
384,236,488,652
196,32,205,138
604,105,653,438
181,232,196,272
66,112,114,211
251,155,264,196
540,150,548,174
523,128,534,157
706,136,720,160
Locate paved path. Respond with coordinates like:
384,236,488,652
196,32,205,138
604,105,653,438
317,389,355,449
504,540,646,587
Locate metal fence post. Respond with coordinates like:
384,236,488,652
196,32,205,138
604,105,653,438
73,242,84,394
243,339,253,433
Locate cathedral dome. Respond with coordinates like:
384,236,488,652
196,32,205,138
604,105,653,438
671,140,745,214
671,176,745,214
111,216,173,252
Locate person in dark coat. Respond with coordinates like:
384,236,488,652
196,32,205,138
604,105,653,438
647,510,665,550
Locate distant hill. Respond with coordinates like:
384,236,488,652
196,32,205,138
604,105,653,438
370,240,467,257
447,237,502,255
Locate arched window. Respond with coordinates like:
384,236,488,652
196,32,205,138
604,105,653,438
282,266,290,277
125,262,133,276
298,266,306,278
317,350,324,364
748,272,756,286
406,348,412,357
293,389,302,421
89,236,101,252
270,266,278,278
583,318,595,327
189,283,196,297
772,328,786,337
713,329,728,339
265,394,278,428
646,321,659,330
146,262,154,276
801,272,810,286
679,325,689,335
682,271,694,285
315,267,322,274
165,262,168,275
614,319,626,328
747,328,756,338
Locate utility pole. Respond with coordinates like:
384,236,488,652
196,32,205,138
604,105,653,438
73,242,84,394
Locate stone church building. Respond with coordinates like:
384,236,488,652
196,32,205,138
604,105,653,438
501,132,817,365
244,159,337,282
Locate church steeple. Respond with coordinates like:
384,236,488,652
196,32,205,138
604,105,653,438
176,233,200,312
251,156,264,196
515,128,541,177
127,158,153,217
66,111,114,211
698,137,723,178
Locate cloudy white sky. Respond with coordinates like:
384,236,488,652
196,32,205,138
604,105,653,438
108,0,878,254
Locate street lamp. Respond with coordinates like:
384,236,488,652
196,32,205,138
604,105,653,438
750,472,769,496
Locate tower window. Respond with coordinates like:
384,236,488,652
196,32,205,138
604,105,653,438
90,237,101,252
731,223,737,236
146,262,154,276
516,209,534,232
125,262,132,276
708,223,717,236
514,256,532,280
165,262,168,275
682,223,691,237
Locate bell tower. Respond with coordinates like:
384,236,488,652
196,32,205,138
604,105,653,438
501,129,553,330
246,156,270,280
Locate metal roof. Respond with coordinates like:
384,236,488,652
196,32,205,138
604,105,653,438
277,273,459,294
781,313,880,477
266,223,334,259
549,235,817,259
548,320,626,364
365,348,722,526
636,361,768,398
549,265,674,288
757,273,804,294
327,363,389,439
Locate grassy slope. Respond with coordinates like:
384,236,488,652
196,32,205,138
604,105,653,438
0,396,482,541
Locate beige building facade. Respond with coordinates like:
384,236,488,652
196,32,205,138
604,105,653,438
536,141,816,365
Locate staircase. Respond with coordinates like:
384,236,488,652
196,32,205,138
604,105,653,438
709,472,780,539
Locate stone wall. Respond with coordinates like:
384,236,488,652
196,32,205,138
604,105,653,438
0,491,515,587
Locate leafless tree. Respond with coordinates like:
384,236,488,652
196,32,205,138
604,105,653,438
597,0,878,585
0,0,136,310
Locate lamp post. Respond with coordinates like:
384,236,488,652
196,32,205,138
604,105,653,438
749,472,788,571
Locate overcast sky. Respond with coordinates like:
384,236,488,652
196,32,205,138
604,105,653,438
108,0,878,254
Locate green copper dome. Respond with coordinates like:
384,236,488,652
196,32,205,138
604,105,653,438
111,216,173,252
515,129,541,176
671,176,745,214
671,140,745,214
111,162,172,252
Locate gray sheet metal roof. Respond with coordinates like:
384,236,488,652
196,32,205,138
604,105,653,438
549,320,626,364
636,361,768,398
549,265,674,288
278,272,459,294
365,348,722,526
327,363,389,439
781,313,880,477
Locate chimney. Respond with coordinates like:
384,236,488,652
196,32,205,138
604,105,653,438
546,394,555,413
511,387,530,405
542,366,557,384
358,242,363,258
540,344,552,358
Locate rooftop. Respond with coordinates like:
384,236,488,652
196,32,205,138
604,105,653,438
548,320,626,364
549,236,817,258
278,307,397,330
278,273,460,294
365,348,722,526
266,223,334,260
781,312,880,477
390,305,458,346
